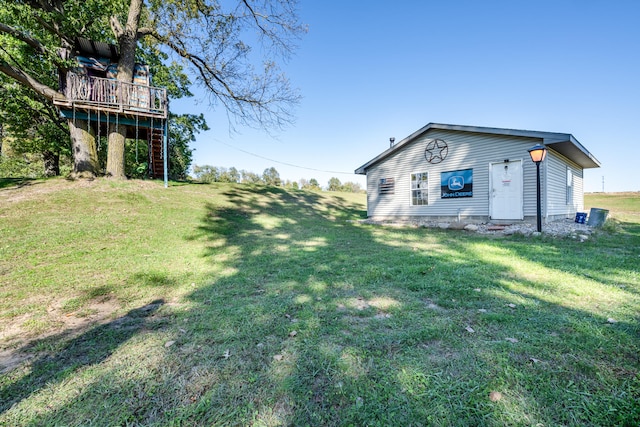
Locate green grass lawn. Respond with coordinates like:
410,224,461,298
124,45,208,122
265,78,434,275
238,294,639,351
585,191,640,225
1,179,639,426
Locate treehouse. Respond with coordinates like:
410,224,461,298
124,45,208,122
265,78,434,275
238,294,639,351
53,37,169,179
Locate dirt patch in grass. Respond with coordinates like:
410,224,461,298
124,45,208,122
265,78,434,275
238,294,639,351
0,296,122,373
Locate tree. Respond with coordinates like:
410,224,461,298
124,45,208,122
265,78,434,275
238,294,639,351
328,177,342,191
0,7,71,177
0,0,305,179
192,165,219,183
262,166,281,186
241,170,263,184
341,181,363,193
220,167,240,183
192,165,241,183
300,178,320,190
192,165,213,182
0,1,120,177
167,113,208,180
309,178,320,190
282,179,298,189
0,76,71,176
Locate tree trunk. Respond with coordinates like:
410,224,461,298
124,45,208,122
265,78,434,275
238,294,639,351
105,0,143,179
68,118,98,178
42,150,60,177
106,122,126,178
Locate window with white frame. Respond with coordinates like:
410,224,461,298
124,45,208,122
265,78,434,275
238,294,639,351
410,172,428,205
566,167,574,204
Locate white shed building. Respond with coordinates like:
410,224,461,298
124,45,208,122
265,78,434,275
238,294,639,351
355,123,601,223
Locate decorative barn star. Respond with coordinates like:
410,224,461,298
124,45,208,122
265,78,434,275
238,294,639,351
425,139,448,164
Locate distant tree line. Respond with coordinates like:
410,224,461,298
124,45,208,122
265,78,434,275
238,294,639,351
192,165,364,193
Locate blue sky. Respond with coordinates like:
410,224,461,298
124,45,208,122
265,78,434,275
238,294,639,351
173,1,639,192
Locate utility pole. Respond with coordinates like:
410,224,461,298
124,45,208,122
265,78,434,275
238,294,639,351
602,176,605,193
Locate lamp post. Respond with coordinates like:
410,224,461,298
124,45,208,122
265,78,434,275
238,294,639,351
528,144,547,233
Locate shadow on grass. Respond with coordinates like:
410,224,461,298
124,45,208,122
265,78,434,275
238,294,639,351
0,177,37,190
0,300,164,415
4,185,639,425
538,220,640,297
617,220,640,238
174,186,639,425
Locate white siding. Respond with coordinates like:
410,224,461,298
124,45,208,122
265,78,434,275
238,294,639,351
366,129,544,220
545,150,584,219
525,157,543,221
575,169,585,212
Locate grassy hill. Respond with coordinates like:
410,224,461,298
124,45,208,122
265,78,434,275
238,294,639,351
1,179,639,426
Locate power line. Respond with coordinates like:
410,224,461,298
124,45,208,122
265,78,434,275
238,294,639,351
216,140,355,176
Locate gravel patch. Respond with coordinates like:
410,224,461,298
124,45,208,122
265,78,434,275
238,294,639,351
358,218,595,240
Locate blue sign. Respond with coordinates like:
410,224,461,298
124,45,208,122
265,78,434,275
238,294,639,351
441,169,473,198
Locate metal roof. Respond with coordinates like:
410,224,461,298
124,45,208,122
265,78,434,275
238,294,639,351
75,37,120,61
354,123,601,174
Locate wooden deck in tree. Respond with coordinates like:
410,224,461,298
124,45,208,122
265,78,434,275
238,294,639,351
54,72,168,120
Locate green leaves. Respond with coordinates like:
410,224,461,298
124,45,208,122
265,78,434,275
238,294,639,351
1,0,305,177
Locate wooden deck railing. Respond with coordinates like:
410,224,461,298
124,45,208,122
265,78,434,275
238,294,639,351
58,72,168,118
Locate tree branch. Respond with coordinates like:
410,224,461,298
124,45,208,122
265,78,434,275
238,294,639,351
237,0,306,57
0,90,66,133
31,14,75,48
0,23,49,55
137,27,154,38
0,59,65,102
158,32,256,112
21,0,65,14
0,21,71,70
240,0,269,36
110,15,124,39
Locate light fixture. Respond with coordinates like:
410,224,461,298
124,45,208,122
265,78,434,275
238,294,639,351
528,144,547,233
528,144,547,163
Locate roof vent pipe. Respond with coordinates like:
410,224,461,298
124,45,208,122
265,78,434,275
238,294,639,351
390,137,395,147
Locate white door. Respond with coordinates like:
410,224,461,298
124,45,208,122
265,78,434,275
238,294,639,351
490,160,523,220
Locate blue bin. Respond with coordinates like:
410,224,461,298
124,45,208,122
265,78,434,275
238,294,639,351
575,212,587,224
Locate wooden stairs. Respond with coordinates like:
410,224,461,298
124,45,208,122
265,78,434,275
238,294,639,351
148,127,166,178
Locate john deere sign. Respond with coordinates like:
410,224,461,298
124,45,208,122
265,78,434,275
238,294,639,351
441,169,473,198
